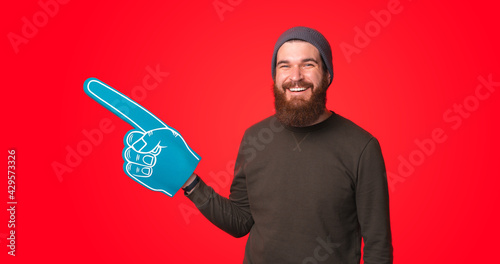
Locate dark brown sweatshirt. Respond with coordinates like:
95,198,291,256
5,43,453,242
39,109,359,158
187,112,393,263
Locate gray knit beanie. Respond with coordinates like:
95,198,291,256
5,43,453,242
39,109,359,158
272,26,333,85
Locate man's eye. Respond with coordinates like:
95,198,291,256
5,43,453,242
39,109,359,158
280,65,290,68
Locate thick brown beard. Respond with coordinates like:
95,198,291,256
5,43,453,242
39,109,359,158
273,75,329,127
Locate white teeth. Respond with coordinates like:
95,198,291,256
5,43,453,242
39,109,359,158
289,87,307,92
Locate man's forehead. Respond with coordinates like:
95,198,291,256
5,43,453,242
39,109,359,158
276,40,321,61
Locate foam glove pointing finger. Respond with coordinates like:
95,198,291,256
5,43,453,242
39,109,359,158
84,78,201,197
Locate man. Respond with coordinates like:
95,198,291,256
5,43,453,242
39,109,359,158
182,26,393,263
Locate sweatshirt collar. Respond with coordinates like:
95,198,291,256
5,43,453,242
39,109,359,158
280,110,336,133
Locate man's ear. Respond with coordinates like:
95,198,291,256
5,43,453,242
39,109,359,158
327,72,331,83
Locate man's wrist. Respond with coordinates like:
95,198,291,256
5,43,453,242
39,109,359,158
182,173,200,195
182,173,197,188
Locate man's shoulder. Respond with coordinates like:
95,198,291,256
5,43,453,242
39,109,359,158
330,112,374,139
244,115,284,136
242,113,376,142
323,112,380,151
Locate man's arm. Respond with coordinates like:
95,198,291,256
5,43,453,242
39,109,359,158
356,137,393,264
184,135,254,238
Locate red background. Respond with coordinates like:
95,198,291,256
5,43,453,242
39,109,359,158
2,0,499,263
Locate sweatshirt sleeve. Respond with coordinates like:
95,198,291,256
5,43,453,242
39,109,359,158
185,135,254,238
356,137,393,264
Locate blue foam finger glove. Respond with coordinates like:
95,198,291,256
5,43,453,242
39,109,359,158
84,77,201,197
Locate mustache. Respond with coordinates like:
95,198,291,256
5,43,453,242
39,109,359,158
281,80,314,90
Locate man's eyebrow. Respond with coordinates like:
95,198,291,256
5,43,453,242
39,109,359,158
277,60,289,65
302,58,319,64
277,58,319,65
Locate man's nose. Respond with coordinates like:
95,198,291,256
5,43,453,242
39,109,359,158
289,66,303,82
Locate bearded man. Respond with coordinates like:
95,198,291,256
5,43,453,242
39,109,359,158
182,26,393,264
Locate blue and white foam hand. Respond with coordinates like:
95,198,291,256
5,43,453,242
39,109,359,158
84,77,201,197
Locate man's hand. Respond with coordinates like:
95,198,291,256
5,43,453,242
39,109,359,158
123,128,200,196
84,78,201,197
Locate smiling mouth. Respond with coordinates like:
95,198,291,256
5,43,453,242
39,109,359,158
282,80,314,93
287,87,312,95
288,87,308,92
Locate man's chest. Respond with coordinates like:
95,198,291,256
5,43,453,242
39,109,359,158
243,131,358,217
